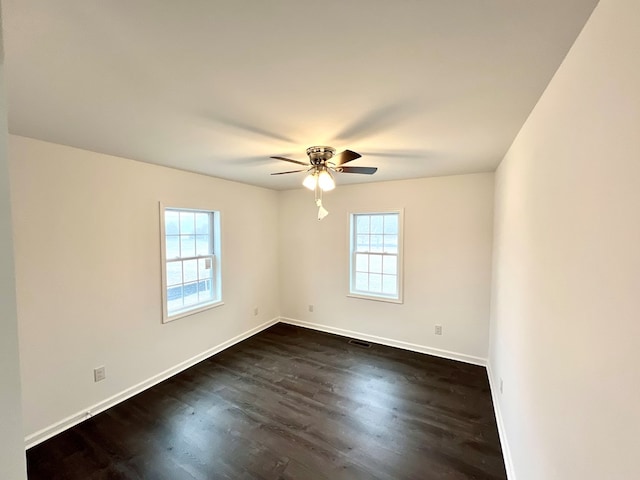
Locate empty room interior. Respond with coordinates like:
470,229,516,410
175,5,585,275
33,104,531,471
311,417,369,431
1,0,638,479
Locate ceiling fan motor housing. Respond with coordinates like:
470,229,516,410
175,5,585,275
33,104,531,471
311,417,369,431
271,147,375,176
306,146,335,166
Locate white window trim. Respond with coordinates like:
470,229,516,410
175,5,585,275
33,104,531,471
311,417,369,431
347,209,404,304
160,203,223,323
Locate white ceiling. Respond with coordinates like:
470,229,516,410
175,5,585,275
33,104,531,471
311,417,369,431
4,0,598,190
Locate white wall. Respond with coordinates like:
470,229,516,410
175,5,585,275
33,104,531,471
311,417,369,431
9,135,280,441
489,0,640,478
279,173,494,363
0,23,28,480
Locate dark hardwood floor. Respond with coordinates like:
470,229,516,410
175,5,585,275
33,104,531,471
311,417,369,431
27,323,507,479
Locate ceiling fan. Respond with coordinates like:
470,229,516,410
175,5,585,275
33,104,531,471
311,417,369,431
271,146,377,192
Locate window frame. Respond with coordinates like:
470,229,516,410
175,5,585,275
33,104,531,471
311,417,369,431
160,204,223,323
348,209,404,304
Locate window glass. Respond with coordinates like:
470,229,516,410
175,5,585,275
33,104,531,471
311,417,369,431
370,215,383,234
195,213,209,234
355,253,368,272
166,261,183,286
382,255,397,275
356,235,369,252
183,259,198,283
355,272,368,291
356,215,370,234
383,235,397,254
369,273,382,293
370,235,383,253
383,215,398,234
382,275,397,295
179,212,195,235
165,211,180,235
166,236,180,259
162,207,221,322
350,211,402,302
369,255,382,273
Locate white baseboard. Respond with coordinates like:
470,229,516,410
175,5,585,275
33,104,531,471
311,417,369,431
25,317,280,449
278,317,487,366
486,363,516,480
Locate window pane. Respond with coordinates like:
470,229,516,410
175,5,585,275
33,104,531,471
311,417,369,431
382,275,397,295
167,285,183,313
383,214,398,234
195,213,209,234
179,212,195,235
356,215,369,234
180,235,195,258
183,259,198,283
349,210,401,302
198,257,213,280
198,279,213,302
183,282,199,306
163,207,220,321
166,261,182,286
369,273,382,293
355,272,368,291
370,215,383,234
165,211,180,235
383,255,397,275
356,235,370,252
384,234,398,254
166,235,180,259
370,235,383,253
355,253,368,272
369,255,382,273
196,235,210,256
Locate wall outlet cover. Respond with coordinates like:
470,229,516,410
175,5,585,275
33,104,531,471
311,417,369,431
94,366,106,382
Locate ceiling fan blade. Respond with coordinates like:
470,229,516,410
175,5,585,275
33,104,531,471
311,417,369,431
338,166,378,175
333,149,362,166
270,169,307,175
271,156,309,166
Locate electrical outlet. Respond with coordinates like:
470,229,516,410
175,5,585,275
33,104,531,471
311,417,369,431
500,378,504,394
308,304,314,313
435,325,442,335
94,366,106,382
253,306,259,316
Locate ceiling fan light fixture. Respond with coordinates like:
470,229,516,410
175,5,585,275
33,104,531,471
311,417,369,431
317,169,335,191
302,171,317,190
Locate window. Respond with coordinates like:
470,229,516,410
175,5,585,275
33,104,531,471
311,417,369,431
160,206,222,322
349,210,403,303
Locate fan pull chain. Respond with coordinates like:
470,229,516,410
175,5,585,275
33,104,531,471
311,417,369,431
315,184,329,220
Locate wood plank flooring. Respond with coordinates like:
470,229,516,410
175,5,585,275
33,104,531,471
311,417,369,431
27,323,507,479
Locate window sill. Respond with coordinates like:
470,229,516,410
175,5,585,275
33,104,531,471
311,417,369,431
347,293,403,304
163,300,224,323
